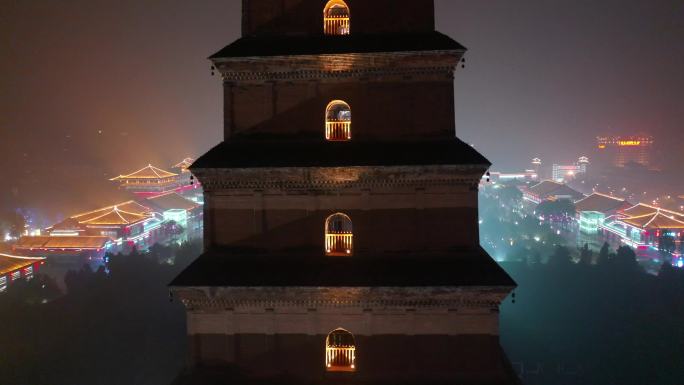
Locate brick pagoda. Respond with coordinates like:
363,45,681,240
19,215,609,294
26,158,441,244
172,1,517,384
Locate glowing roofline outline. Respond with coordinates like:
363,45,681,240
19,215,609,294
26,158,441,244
623,203,684,218
173,157,195,169
620,209,684,229
110,164,178,181
0,253,46,261
78,206,151,225
71,200,151,220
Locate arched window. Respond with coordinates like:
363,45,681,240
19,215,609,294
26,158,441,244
325,100,351,141
325,213,353,256
323,0,350,35
326,328,356,372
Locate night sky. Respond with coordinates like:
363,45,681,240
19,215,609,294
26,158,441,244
2,0,683,216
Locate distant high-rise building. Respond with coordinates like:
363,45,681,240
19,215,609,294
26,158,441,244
552,156,589,182
531,157,543,178
578,156,589,173
596,135,654,168
532,157,542,173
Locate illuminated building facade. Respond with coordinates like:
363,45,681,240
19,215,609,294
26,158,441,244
551,156,589,182
45,199,180,252
0,253,44,292
13,236,112,264
146,192,204,242
42,195,202,254
596,135,654,168
575,193,631,234
601,204,684,257
110,164,180,196
61,202,159,247
171,1,516,384
531,157,541,174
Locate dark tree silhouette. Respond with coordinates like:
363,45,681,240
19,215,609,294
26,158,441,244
579,243,593,265
528,250,542,266
597,242,611,265
548,245,573,267
0,239,203,385
613,245,641,273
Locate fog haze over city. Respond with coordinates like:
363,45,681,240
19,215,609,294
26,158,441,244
2,2,684,385
2,0,683,213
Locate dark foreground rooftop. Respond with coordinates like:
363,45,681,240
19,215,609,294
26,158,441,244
210,32,465,59
191,138,490,169
170,247,515,288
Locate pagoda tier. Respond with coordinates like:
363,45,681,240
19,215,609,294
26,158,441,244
212,37,463,140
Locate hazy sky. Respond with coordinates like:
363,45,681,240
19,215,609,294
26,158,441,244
1,0,683,214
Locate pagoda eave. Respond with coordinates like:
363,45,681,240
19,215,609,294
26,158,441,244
190,139,491,170
209,32,466,60
170,247,516,288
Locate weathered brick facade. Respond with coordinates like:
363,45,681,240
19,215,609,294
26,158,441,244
172,1,517,384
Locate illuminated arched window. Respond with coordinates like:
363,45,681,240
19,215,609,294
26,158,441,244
326,328,356,372
324,0,350,35
325,213,353,256
325,100,351,141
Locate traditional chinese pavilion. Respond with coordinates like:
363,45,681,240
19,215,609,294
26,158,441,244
522,180,584,205
172,158,203,197
171,1,517,384
602,203,684,255
173,158,195,173
0,253,44,292
110,164,180,196
575,193,631,234
51,201,154,238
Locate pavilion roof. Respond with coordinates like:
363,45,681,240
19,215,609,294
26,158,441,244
70,201,152,223
528,180,562,195
0,253,44,275
145,193,198,211
14,236,111,250
173,158,195,169
622,203,684,219
79,207,150,226
110,165,177,181
622,211,684,230
575,193,629,213
528,180,583,200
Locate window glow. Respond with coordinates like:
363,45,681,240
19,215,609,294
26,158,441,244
325,213,353,256
325,100,351,141
326,328,356,372
323,0,350,35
